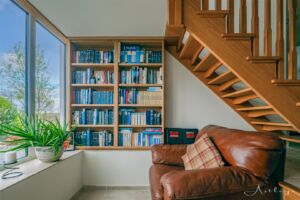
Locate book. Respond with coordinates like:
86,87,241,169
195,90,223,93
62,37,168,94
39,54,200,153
72,69,114,84
72,89,114,104
118,87,162,105
74,130,113,147
72,108,114,125
119,108,161,125
119,66,162,84
73,49,114,63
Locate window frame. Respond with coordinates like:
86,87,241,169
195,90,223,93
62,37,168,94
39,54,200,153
0,0,70,167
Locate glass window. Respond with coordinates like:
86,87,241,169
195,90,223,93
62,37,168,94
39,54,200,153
35,22,65,121
0,0,28,163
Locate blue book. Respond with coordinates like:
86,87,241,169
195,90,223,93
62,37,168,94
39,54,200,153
86,129,91,146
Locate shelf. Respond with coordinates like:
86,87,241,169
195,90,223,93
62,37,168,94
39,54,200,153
118,125,162,128
71,84,114,87
73,125,114,128
71,104,114,108
119,63,162,67
119,84,163,87
119,104,162,108
75,146,151,151
72,63,114,67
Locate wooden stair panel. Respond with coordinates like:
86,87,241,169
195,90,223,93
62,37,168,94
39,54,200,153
233,94,259,105
179,35,201,58
191,45,204,65
236,106,272,111
165,24,185,46
182,1,300,132
246,56,281,63
250,121,295,131
196,10,229,18
193,53,218,72
208,71,236,85
204,61,223,78
279,135,300,144
221,33,255,40
248,110,278,118
219,78,241,91
222,88,254,98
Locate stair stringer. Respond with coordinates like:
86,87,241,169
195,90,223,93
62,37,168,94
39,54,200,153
182,0,300,132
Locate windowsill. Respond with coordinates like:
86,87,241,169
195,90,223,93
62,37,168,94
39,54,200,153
0,150,82,192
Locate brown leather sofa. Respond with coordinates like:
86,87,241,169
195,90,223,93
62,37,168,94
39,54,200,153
149,125,285,200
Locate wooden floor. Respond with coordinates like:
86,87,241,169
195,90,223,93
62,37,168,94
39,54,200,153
72,189,151,200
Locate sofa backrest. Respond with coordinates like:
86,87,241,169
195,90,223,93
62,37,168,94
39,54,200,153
196,125,285,180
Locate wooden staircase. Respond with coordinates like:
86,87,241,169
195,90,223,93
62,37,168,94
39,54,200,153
165,0,300,136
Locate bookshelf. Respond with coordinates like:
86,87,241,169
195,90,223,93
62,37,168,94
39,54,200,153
67,37,165,150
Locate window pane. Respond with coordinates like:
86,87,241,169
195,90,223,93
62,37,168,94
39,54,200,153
35,22,65,121
0,0,27,162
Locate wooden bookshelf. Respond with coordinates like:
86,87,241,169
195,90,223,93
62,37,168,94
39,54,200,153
67,37,165,150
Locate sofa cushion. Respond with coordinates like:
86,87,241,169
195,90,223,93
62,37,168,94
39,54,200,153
149,164,184,200
182,133,224,170
197,125,285,179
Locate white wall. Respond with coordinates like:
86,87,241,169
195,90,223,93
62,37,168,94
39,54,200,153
28,0,254,187
1,153,83,200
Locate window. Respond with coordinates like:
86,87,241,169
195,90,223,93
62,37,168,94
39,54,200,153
35,22,65,121
0,0,28,163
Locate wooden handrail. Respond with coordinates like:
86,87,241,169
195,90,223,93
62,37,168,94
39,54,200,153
276,0,284,80
264,0,272,56
239,0,247,33
251,0,259,56
288,0,298,80
227,0,234,33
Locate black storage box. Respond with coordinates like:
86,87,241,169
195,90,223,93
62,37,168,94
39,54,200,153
181,128,198,144
164,128,182,144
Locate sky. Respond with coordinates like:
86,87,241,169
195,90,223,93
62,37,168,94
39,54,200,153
0,0,63,113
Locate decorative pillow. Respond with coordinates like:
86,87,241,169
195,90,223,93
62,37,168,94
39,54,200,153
182,133,224,170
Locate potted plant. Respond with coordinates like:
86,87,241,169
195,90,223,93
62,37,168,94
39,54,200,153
0,116,72,162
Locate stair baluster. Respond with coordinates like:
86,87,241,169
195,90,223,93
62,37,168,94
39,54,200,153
288,0,298,80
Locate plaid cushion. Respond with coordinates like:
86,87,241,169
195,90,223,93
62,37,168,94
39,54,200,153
182,133,224,170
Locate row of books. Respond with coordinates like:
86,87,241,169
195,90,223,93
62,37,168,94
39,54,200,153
119,67,162,84
118,87,162,105
72,89,114,104
73,49,114,63
119,109,161,125
118,128,162,147
72,69,114,84
120,44,162,63
74,130,113,146
72,109,114,125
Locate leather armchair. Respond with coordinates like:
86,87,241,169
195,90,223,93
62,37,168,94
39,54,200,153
149,125,285,200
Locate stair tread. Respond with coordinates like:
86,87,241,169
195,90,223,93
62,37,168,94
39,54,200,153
279,135,300,144
191,45,204,65
179,36,200,58
197,10,229,18
222,88,253,98
271,79,300,86
204,61,223,78
236,106,273,111
221,33,255,40
219,78,241,91
208,71,235,85
233,94,259,105
246,56,281,63
193,53,218,72
251,121,292,127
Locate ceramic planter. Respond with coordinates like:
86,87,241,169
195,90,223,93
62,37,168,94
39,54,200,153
35,146,63,162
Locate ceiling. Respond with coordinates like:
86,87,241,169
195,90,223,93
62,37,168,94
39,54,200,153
29,0,167,37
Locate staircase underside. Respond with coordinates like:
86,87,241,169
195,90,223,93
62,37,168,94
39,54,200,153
165,0,300,133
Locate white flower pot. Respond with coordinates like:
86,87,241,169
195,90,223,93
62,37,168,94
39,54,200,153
35,146,63,162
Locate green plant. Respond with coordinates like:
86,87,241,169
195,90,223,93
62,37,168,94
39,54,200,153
0,116,72,154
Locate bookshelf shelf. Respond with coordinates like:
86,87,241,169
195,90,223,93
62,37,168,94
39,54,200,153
74,125,114,128
75,146,150,151
72,63,114,67
119,104,163,108
119,63,162,67
118,125,162,128
68,37,165,150
71,104,114,108
71,84,114,87
118,84,163,87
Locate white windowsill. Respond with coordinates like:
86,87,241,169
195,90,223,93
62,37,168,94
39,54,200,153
0,150,82,191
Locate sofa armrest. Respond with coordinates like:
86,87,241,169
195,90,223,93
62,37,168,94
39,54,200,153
160,166,262,199
151,144,187,167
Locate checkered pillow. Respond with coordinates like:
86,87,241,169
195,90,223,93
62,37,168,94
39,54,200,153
182,133,224,170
